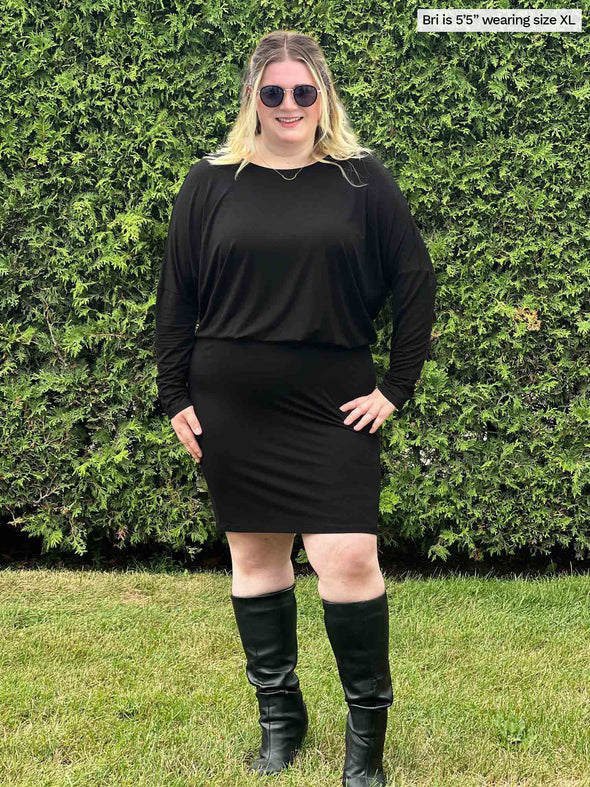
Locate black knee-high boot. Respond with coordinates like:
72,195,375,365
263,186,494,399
231,582,308,775
322,589,393,787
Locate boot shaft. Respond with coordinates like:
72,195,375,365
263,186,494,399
322,589,393,786
322,590,393,708
231,582,300,691
230,582,308,775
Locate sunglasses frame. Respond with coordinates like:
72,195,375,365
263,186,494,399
255,84,322,108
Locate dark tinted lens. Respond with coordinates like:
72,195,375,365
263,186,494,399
294,85,317,107
259,86,283,107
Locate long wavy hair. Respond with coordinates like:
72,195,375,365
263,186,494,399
203,30,373,187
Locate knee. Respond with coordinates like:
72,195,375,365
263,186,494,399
234,551,291,574
317,548,378,583
227,534,295,575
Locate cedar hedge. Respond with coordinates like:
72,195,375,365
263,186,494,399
1,1,588,560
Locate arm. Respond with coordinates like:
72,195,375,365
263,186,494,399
154,165,201,419
376,269,437,410
372,162,437,410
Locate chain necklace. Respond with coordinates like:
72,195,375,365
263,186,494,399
253,146,313,181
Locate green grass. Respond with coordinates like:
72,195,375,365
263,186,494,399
0,568,589,786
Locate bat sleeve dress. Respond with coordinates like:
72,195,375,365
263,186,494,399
154,152,437,536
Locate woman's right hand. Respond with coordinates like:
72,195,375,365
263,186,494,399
171,405,203,463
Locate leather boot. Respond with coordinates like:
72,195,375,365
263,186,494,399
322,589,393,787
231,582,308,775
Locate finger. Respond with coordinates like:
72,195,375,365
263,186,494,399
171,405,195,427
187,432,202,460
176,425,202,461
352,408,380,431
175,409,202,436
342,406,361,425
369,414,387,433
182,435,202,462
339,398,361,412
174,410,204,459
342,402,370,425
189,418,203,436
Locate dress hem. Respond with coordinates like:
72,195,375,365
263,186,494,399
218,522,378,535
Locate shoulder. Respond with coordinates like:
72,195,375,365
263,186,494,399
172,156,233,205
181,156,218,187
336,151,383,175
337,153,407,207
344,155,423,238
355,153,402,190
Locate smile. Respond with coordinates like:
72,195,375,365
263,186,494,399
276,117,303,127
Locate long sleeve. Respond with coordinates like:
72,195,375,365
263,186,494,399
372,160,437,411
154,165,202,419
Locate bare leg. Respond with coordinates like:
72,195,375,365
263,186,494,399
226,531,296,596
300,532,385,601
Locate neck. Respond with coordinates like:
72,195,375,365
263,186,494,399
252,137,315,169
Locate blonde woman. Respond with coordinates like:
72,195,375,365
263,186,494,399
155,30,436,787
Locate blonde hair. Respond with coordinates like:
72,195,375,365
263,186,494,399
203,30,374,187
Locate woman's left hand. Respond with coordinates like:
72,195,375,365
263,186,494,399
339,388,397,433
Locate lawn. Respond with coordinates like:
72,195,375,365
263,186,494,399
1,568,588,786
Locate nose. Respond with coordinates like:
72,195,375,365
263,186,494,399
281,90,299,111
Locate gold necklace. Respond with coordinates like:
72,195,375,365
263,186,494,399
253,147,313,181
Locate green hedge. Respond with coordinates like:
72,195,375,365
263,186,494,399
1,1,588,559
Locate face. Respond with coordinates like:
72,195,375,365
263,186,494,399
248,60,322,147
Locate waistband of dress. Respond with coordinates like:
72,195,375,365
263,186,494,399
194,334,371,353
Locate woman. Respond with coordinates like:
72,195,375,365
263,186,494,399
155,30,436,787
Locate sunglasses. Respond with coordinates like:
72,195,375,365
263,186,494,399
256,84,321,108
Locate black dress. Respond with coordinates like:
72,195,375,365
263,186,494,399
155,153,436,536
